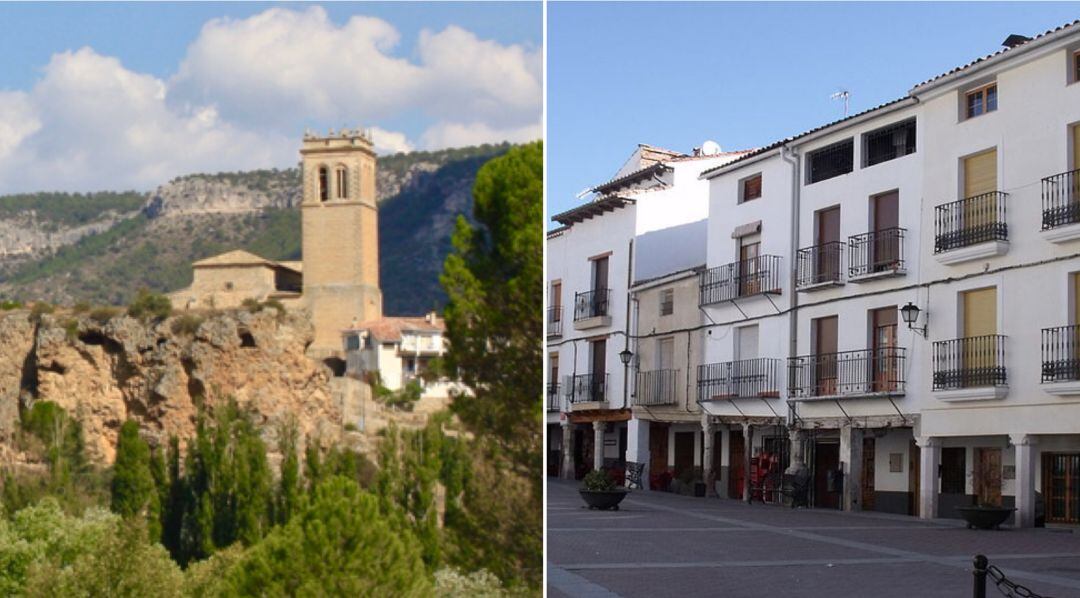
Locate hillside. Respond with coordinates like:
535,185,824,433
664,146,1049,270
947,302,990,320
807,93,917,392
0,143,510,315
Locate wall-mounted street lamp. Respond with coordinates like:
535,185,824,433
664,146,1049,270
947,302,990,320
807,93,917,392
619,348,634,366
900,302,928,337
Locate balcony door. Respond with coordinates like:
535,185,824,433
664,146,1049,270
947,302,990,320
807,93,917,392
551,281,562,314
816,206,841,282
735,325,758,397
962,149,998,231
813,316,838,396
591,257,609,317
738,235,761,296
871,192,900,272
871,307,898,392
1073,123,1080,172
962,287,997,376
589,338,606,401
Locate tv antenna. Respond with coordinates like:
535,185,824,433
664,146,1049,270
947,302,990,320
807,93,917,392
830,89,851,117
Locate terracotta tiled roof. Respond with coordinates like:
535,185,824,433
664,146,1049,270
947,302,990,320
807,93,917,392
192,249,272,268
589,162,670,195
344,315,444,343
551,195,636,226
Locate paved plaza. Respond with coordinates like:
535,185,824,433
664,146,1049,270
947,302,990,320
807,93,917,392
547,480,1080,597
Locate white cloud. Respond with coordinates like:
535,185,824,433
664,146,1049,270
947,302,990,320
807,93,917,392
0,91,40,161
419,121,541,150
370,127,414,155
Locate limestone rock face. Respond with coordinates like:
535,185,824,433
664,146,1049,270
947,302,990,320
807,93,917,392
0,312,34,444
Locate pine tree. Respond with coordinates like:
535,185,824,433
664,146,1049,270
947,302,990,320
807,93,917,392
110,420,153,519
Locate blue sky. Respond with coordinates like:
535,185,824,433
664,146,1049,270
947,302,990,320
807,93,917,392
547,2,1080,222
0,2,541,192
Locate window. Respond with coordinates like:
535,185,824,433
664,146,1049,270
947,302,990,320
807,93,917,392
741,174,762,202
1073,51,1080,84
965,83,997,119
863,119,916,167
317,166,329,201
345,334,361,351
335,166,348,199
807,139,854,184
659,289,674,316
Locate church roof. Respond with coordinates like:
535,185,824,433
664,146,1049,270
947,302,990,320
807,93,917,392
192,249,273,268
343,315,445,343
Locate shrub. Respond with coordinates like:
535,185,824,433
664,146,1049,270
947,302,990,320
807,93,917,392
262,298,286,314
170,314,203,336
89,306,122,324
72,301,91,314
61,318,79,341
0,299,23,310
241,297,262,313
128,289,172,320
582,469,615,492
29,301,54,322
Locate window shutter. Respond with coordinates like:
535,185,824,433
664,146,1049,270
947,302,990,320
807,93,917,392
1073,124,1080,172
963,149,997,198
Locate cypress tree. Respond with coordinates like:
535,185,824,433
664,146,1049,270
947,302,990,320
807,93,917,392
110,420,153,519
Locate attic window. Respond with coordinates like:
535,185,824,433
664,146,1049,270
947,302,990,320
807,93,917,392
964,83,997,119
740,174,762,202
1073,50,1080,84
659,289,674,316
807,139,853,184
863,118,916,167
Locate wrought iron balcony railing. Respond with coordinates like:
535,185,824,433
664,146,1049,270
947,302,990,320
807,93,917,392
573,289,609,321
547,306,563,337
788,348,906,399
547,383,561,411
795,242,844,288
634,369,678,406
565,373,609,404
934,191,1008,253
699,255,782,305
849,227,906,278
932,335,1007,390
1042,325,1080,383
1041,169,1080,230
697,358,781,402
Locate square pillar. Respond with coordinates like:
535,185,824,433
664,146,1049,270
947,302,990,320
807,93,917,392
742,422,754,503
916,436,940,520
593,420,605,472
1011,434,1038,529
702,417,716,497
560,421,574,480
840,425,864,512
626,418,650,490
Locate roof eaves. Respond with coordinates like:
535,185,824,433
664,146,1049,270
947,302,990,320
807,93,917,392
631,264,706,291
551,195,636,226
590,162,670,194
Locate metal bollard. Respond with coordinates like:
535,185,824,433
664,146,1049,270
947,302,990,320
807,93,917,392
973,554,988,598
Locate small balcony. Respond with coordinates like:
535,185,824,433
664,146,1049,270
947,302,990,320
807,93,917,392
848,228,906,281
699,255,782,305
934,191,1009,264
1041,169,1080,242
697,358,781,402
932,335,1007,400
547,382,561,411
788,348,905,400
547,306,563,338
1042,325,1080,395
795,242,844,290
573,289,611,330
634,369,678,406
566,373,608,405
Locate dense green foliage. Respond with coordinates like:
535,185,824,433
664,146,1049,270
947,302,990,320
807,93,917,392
0,191,144,226
127,289,172,320
110,421,154,519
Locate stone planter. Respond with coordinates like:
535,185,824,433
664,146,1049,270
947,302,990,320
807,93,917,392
956,506,1016,530
579,489,629,511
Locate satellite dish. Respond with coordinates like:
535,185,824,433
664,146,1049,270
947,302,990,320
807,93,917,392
700,140,722,156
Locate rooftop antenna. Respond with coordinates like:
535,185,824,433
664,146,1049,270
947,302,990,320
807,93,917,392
830,89,851,117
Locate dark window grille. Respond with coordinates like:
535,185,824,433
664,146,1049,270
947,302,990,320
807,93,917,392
635,369,678,406
849,228,906,277
864,119,916,167
788,348,906,399
699,255,782,305
795,242,844,288
659,289,674,316
547,306,563,337
807,139,854,184
566,373,608,403
934,191,1008,253
697,358,781,401
573,288,609,321
932,335,1007,390
1041,169,1080,230
1042,325,1080,383
547,383,561,411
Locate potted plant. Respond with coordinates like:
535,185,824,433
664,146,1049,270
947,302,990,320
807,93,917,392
956,503,1016,530
579,469,629,510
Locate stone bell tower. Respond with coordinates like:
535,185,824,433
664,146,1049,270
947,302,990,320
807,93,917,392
300,128,382,355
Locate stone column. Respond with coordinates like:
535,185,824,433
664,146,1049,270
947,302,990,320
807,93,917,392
840,425,864,512
626,417,650,490
742,422,754,503
560,421,574,480
1011,434,1038,529
702,416,716,497
916,436,940,520
593,420,605,472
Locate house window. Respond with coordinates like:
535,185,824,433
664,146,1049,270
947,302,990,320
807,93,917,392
345,334,360,351
807,139,854,184
1072,50,1080,84
741,174,762,202
335,166,348,199
965,83,997,119
659,289,674,316
318,166,329,201
863,118,916,167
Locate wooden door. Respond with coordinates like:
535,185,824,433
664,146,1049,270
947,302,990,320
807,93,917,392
1073,272,1080,325
1043,453,1080,524
649,422,669,488
909,440,920,516
590,339,606,401
591,257,609,316
963,149,998,231
551,281,562,312
738,238,761,296
674,432,695,479
814,316,839,396
871,191,900,271
729,429,745,499
813,442,841,509
974,448,1003,507
941,447,967,494
861,437,876,511
816,206,841,281
592,257,609,291
871,307,898,392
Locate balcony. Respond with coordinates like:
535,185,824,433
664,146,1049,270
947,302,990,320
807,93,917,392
934,191,1009,264
400,335,442,355
547,382,561,411
788,348,906,400
547,306,563,338
573,289,611,330
1042,325,1080,395
1041,169,1080,242
566,373,608,406
932,335,1008,400
697,358,781,402
634,369,678,406
848,228,906,281
795,242,844,291
699,255,782,305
